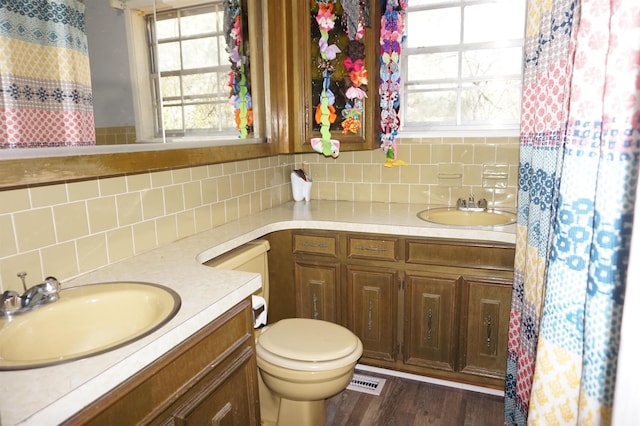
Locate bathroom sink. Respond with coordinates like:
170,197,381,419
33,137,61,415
417,207,517,227
0,282,180,370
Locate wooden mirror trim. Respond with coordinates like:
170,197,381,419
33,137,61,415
0,142,275,189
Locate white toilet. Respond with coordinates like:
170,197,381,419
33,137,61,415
208,240,363,426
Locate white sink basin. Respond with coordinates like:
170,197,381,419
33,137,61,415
0,282,180,370
417,207,517,227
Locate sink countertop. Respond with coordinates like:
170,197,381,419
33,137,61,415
0,200,516,426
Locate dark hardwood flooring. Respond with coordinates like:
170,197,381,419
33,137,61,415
325,370,504,426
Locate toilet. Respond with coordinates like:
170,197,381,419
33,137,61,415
207,240,363,426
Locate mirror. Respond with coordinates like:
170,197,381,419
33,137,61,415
0,0,272,189
86,0,136,136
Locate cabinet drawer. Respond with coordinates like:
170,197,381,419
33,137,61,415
347,236,398,262
293,233,338,257
406,239,514,271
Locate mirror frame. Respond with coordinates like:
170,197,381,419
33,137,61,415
0,143,274,189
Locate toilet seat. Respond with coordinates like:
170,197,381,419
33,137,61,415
256,318,363,372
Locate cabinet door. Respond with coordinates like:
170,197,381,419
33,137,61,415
169,346,259,426
345,265,397,362
404,272,458,372
294,260,340,322
266,0,379,153
460,277,512,380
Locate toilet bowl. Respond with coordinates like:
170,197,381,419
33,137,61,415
206,241,363,426
256,318,363,426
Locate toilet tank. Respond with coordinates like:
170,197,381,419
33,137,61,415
204,240,271,306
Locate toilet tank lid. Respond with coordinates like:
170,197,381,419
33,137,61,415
257,318,362,362
205,240,270,270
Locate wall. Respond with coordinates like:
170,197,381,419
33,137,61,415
0,136,518,293
299,136,519,206
0,156,292,292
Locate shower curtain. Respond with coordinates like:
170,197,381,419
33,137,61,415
505,0,640,424
0,0,95,148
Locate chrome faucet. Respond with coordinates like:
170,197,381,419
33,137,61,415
1,273,61,317
456,194,488,211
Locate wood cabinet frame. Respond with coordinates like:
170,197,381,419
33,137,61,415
265,230,515,389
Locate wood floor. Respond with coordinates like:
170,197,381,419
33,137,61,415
325,370,505,426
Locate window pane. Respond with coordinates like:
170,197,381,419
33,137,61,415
156,12,179,39
182,37,220,68
408,52,459,81
460,83,521,122
157,42,181,72
181,10,220,37
406,91,457,123
163,106,183,131
182,73,218,97
161,75,181,97
184,104,215,129
407,8,460,48
461,48,523,78
464,2,525,43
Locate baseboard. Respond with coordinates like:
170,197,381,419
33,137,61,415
355,364,504,397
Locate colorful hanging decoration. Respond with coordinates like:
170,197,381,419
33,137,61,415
379,0,407,167
312,0,341,158
224,0,252,138
340,0,370,136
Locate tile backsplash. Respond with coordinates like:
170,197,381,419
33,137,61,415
294,136,519,207
0,156,292,292
0,136,518,291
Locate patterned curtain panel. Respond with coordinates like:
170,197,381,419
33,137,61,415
506,0,640,424
503,0,578,422
0,0,95,148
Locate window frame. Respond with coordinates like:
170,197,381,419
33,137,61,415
399,0,525,137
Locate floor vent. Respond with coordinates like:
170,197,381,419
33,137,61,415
347,373,386,396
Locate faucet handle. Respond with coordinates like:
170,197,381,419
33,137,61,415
38,277,61,303
1,290,21,316
43,276,61,293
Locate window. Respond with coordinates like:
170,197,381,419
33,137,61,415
402,0,526,133
121,0,265,143
149,3,237,137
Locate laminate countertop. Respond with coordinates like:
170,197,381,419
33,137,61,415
0,200,516,425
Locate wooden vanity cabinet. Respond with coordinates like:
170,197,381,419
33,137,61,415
404,239,514,387
64,299,260,426
264,230,515,389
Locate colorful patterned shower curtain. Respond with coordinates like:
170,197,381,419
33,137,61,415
0,0,94,148
505,0,640,424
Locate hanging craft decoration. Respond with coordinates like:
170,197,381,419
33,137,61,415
379,0,407,167
224,0,252,138
340,0,370,135
312,0,341,158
